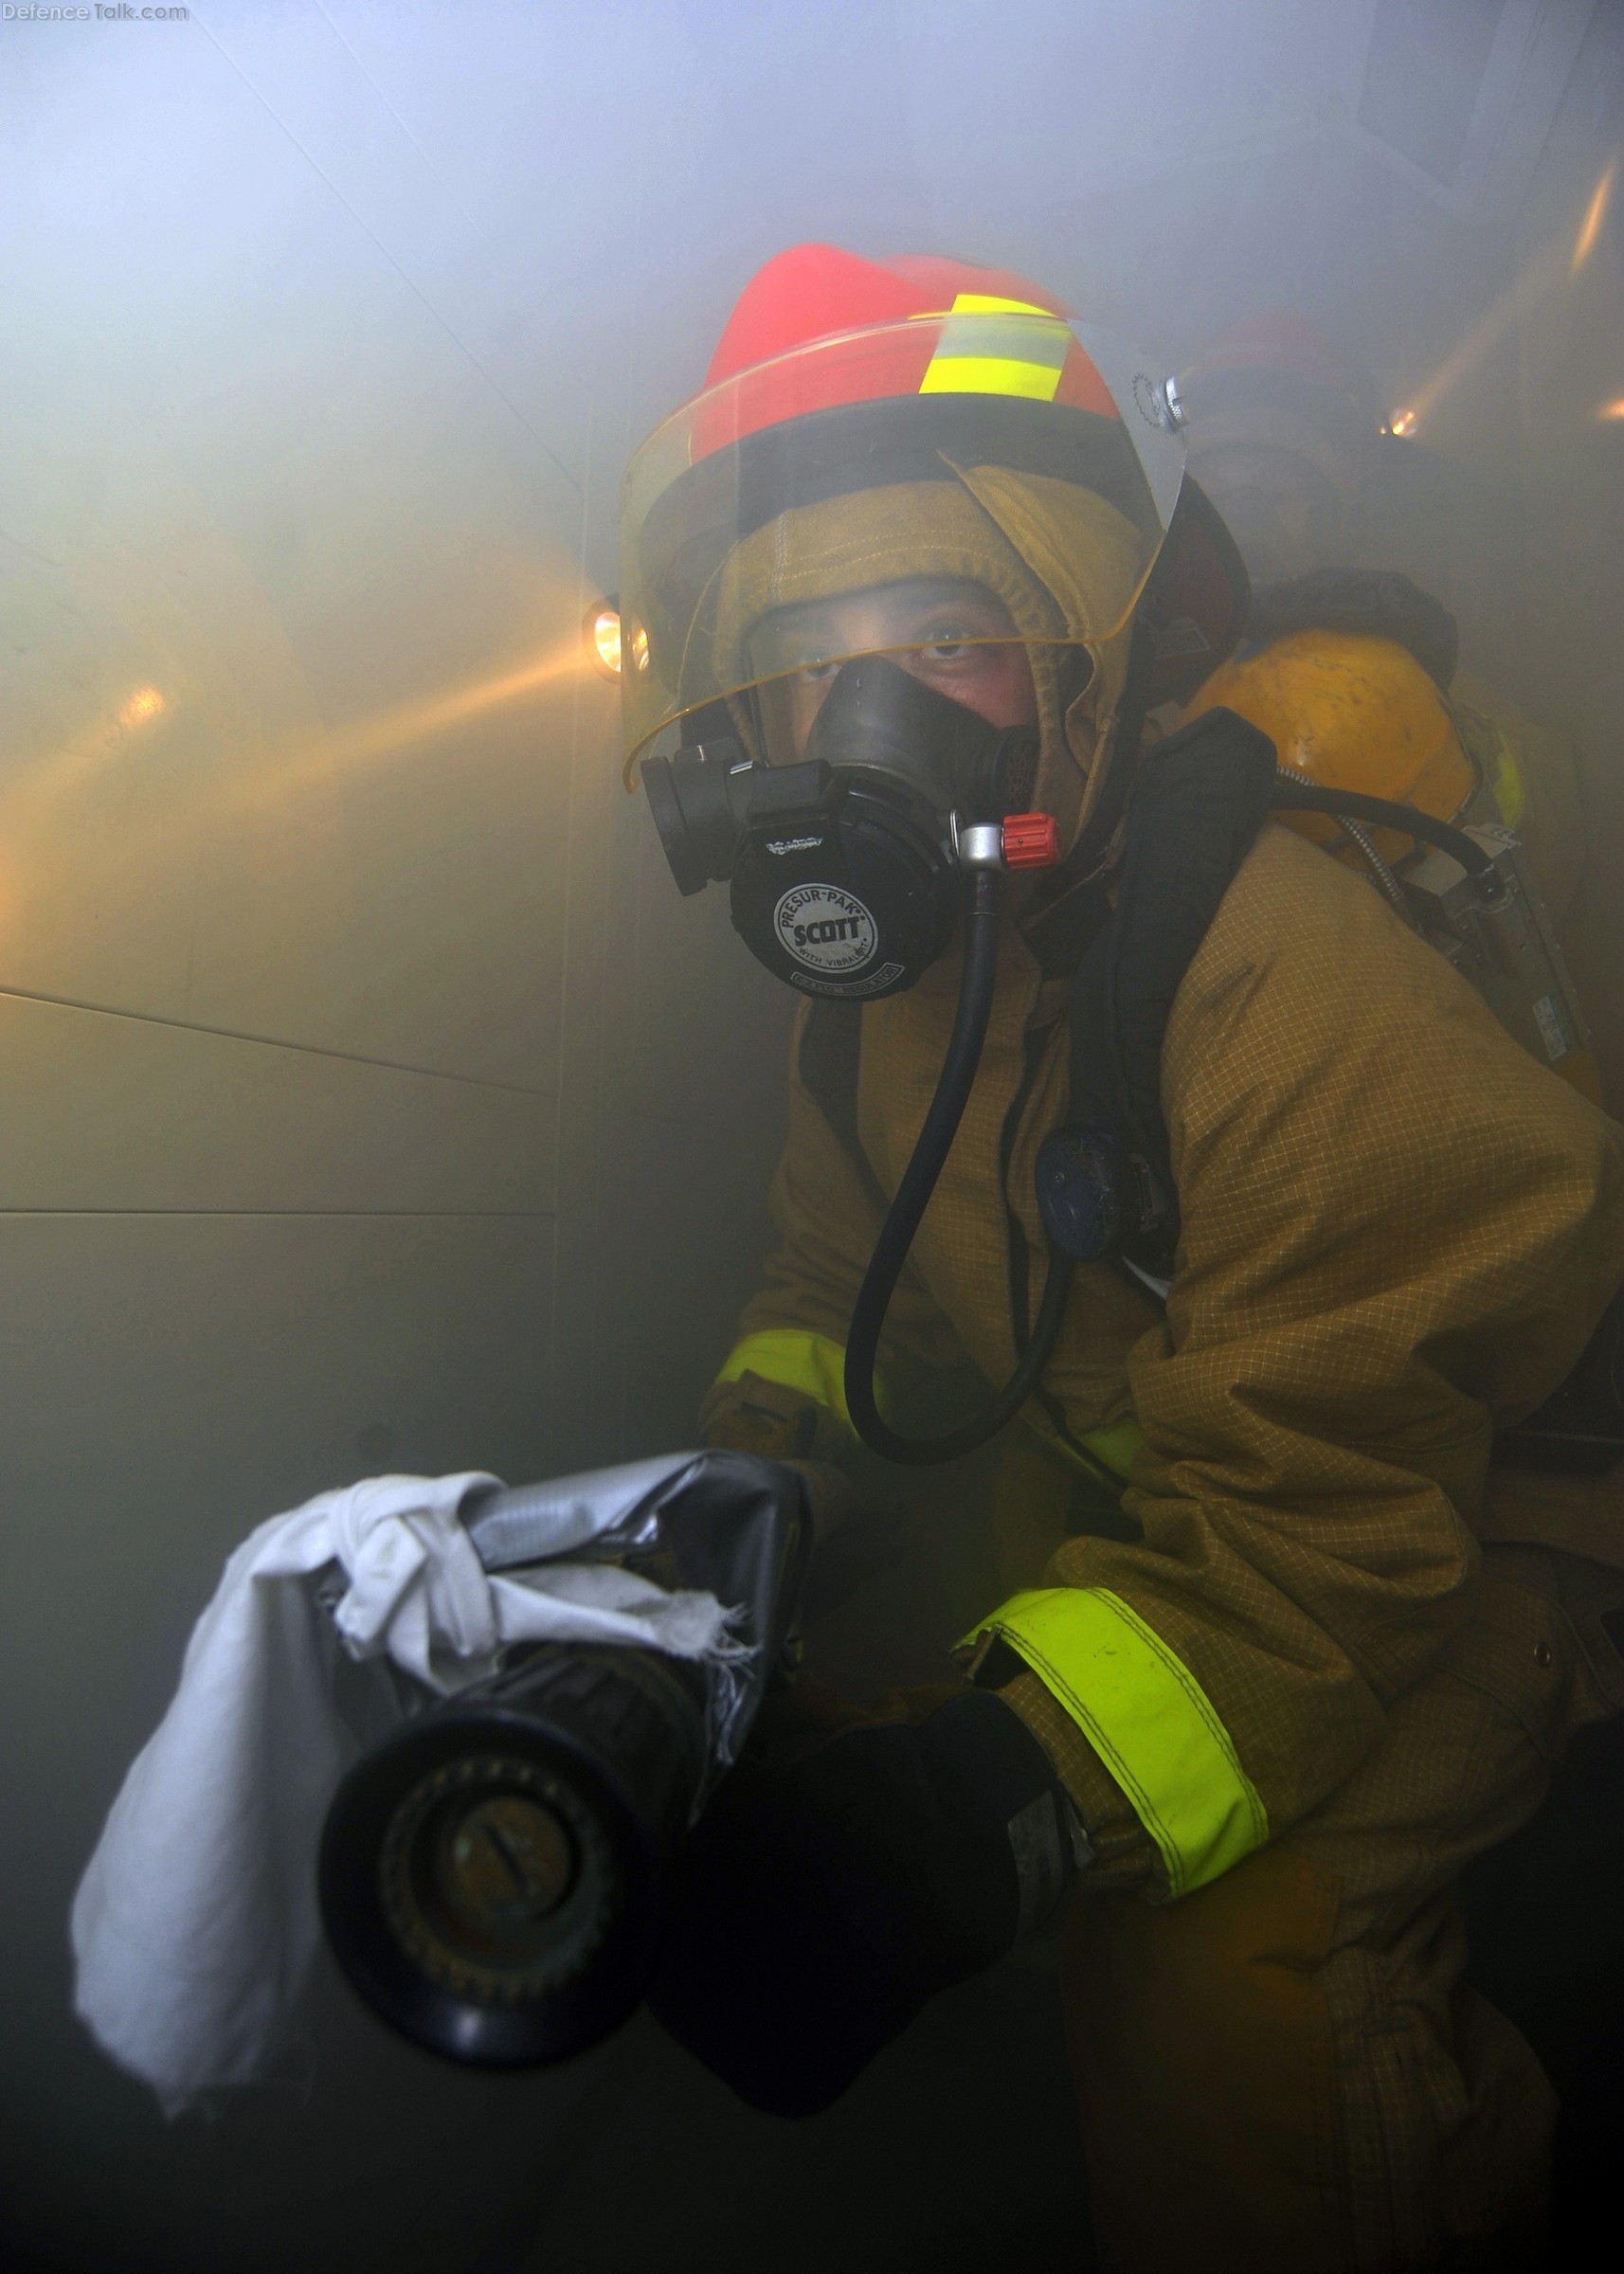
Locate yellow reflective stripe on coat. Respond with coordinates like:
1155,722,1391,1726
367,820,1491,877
965,1587,1269,1897
1485,723,1526,829
713,1328,857,1428
1077,1417,1146,1475
1051,1418,1137,1473
920,299,1070,402
1027,1412,1146,1481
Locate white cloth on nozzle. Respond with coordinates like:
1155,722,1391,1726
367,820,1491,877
70,1465,740,2115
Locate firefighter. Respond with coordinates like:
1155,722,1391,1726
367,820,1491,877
619,244,1624,2269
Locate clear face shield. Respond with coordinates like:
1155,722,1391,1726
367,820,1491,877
619,313,1185,763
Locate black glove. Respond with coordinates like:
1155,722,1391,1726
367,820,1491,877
646,1688,1076,2117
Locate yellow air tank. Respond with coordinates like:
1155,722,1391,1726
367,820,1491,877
1183,628,1475,868
1185,629,1601,1102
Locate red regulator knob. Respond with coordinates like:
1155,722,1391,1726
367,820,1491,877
1001,812,1060,870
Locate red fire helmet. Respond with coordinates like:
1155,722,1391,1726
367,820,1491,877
617,244,1245,767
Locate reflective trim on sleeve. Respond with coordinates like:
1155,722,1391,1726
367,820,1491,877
713,1328,857,1428
964,1587,1269,1898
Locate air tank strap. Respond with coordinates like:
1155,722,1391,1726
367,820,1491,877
1054,708,1280,1281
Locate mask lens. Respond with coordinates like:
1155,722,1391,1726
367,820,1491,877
747,579,1042,776
746,576,1021,685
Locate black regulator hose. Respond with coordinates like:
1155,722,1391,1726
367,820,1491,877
1270,773,1505,891
843,866,1076,1466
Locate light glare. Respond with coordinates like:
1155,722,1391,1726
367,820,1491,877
117,685,165,729
1573,163,1615,274
586,601,622,679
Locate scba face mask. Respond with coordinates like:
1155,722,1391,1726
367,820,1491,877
641,645,1061,1001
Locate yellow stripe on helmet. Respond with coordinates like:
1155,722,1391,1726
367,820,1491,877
920,300,1071,402
948,293,1056,316
920,355,1068,402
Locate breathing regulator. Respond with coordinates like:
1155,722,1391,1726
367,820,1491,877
642,653,1061,1003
